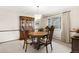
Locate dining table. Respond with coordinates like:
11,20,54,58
29,31,48,50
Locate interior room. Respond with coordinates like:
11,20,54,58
0,6,79,53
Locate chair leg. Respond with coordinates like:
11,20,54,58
46,46,48,53
50,43,53,51
25,43,27,52
23,40,26,49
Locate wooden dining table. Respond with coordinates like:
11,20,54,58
29,31,48,50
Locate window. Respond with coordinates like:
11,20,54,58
48,19,51,28
52,16,61,29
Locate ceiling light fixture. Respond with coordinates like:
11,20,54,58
34,6,42,21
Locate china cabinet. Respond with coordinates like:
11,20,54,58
19,16,34,40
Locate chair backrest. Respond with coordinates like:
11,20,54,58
45,26,50,32
49,26,55,42
23,30,29,40
38,28,44,32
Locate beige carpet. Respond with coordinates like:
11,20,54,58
0,40,71,53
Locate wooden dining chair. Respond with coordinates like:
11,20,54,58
40,26,55,53
23,30,30,52
38,28,44,32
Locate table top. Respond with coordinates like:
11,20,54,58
29,32,48,37
71,36,79,39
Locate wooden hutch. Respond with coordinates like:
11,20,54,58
19,16,34,40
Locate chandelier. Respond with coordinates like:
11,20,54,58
34,6,42,20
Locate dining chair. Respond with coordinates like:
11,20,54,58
38,28,44,32
23,30,31,52
40,26,55,53
45,26,50,32
38,28,45,40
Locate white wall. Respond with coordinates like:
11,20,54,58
70,7,79,30
0,9,32,42
40,17,48,28
34,19,41,31
0,11,19,30
70,7,79,42
34,17,48,32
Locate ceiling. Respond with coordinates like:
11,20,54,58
0,6,74,16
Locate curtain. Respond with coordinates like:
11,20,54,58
61,12,70,42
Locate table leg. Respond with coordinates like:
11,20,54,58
30,36,41,50
36,37,41,50
30,37,35,45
